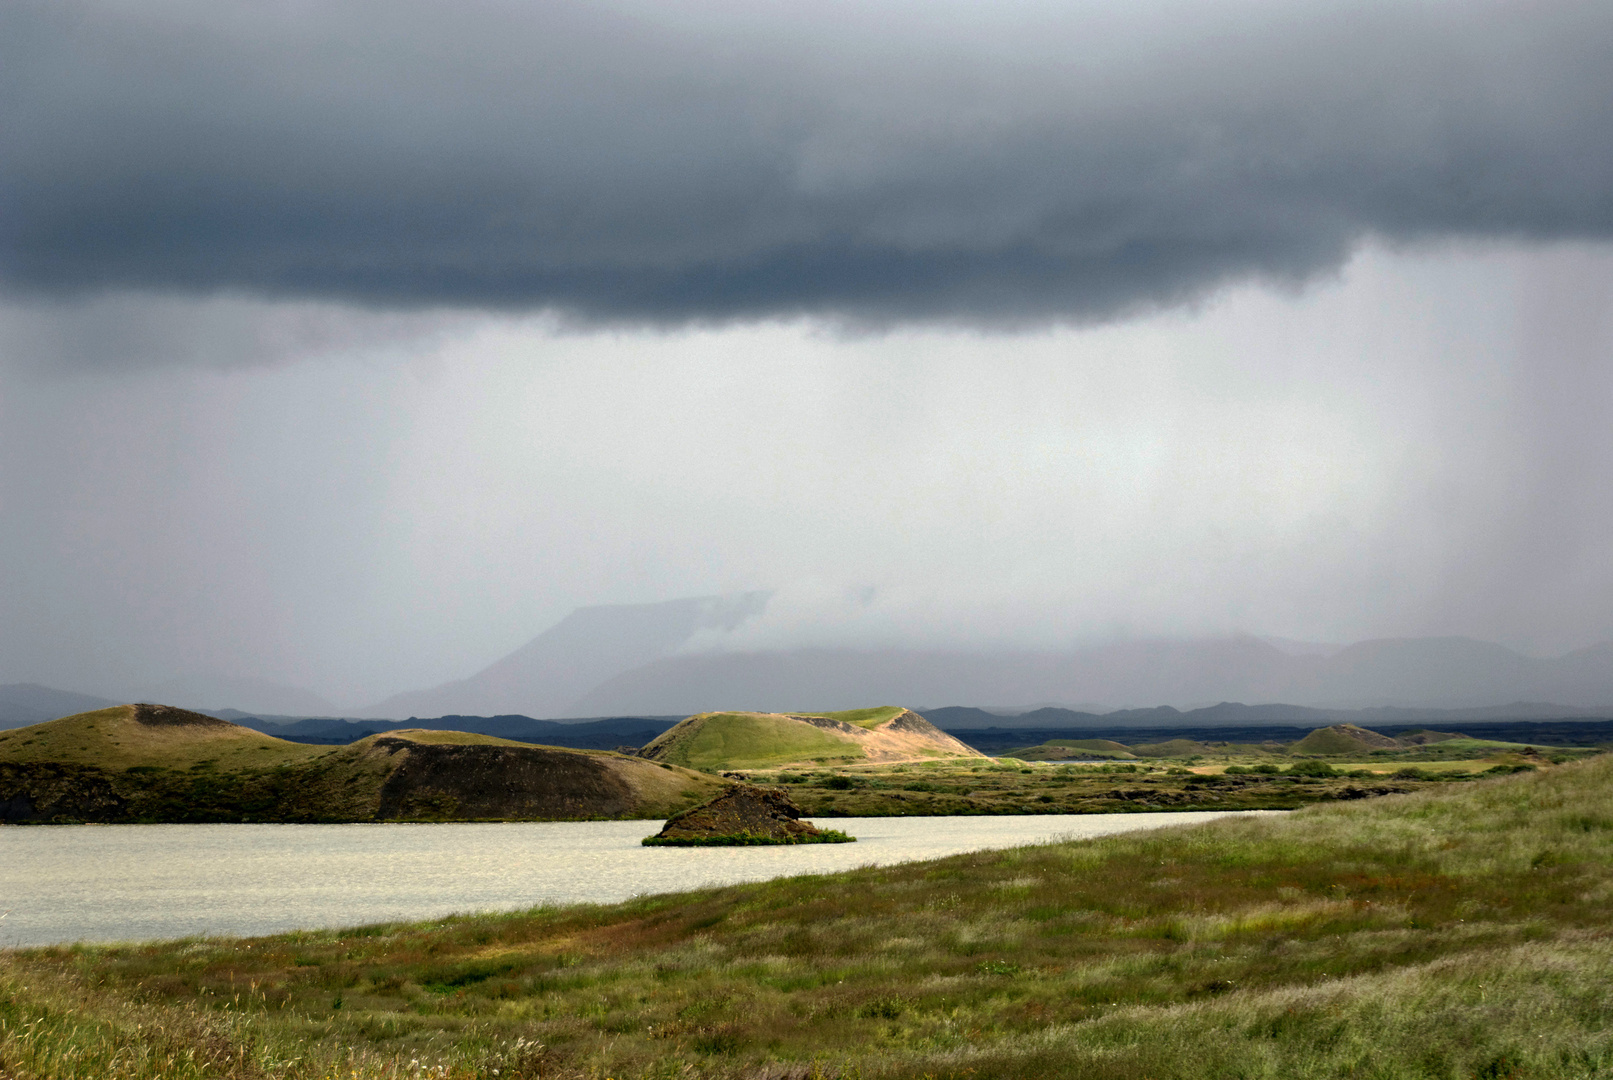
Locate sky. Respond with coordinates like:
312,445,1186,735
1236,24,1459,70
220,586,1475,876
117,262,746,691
2,0,1611,707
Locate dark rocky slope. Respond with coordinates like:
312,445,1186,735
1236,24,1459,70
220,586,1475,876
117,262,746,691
644,783,854,846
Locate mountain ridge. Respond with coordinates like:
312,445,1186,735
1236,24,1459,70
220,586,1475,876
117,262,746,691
568,636,1613,716
355,593,769,719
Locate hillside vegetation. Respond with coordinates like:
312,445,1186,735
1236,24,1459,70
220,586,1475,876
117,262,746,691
2,753,1609,1078
0,705,723,823
1004,721,1593,763
0,704,322,770
639,707,982,770
717,718,1592,817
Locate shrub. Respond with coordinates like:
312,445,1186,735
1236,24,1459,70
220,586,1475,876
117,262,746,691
1286,759,1338,778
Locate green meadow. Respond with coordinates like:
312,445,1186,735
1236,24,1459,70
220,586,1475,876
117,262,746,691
3,753,1611,1078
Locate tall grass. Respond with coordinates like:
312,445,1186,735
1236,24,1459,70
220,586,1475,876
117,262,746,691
4,755,1612,1079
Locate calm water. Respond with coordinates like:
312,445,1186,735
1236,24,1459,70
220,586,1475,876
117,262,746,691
0,812,1278,948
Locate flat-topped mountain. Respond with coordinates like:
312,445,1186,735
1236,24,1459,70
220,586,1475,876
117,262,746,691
637,706,983,771
0,705,722,823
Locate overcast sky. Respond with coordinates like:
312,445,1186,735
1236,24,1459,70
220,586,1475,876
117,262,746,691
2,0,1611,706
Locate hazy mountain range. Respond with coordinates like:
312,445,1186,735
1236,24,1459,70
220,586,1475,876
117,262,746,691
357,596,1613,719
0,683,120,729
357,593,770,720
4,594,1611,729
565,635,1613,717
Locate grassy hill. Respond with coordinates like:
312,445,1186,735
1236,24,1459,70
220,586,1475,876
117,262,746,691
4,752,1609,1079
639,707,982,770
0,703,322,770
1288,722,1402,755
0,705,723,823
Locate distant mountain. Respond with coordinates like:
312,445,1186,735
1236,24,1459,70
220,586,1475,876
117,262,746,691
930,702,1346,730
357,593,769,719
0,683,119,730
567,636,1613,716
568,638,1300,716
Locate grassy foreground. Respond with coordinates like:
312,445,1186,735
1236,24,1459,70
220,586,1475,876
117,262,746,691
4,755,1613,1079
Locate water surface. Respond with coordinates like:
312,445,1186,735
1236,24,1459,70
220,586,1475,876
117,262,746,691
0,811,1278,947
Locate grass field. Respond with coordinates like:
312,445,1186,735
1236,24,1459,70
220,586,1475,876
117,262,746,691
735,756,1506,815
3,753,1610,1079
1003,726,1599,767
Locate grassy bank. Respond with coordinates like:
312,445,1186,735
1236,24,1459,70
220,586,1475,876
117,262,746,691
3,754,1612,1079
737,757,1491,815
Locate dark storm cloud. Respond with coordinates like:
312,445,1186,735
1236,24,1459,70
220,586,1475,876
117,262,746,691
3,0,1612,325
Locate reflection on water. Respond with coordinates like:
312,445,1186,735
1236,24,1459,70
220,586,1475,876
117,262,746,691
0,811,1280,947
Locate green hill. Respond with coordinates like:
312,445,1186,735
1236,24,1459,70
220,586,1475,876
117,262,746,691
0,705,723,823
0,703,322,770
639,707,983,770
1289,723,1403,756
1128,738,1216,757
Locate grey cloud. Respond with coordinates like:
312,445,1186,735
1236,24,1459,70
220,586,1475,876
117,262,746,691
3,0,1611,328
0,293,469,372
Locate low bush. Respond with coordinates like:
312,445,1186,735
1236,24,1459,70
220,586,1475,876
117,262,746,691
1286,758,1338,777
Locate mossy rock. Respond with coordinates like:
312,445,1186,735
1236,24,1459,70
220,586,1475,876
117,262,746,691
644,783,855,846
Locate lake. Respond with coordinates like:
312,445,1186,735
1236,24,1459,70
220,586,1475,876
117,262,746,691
0,811,1279,948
